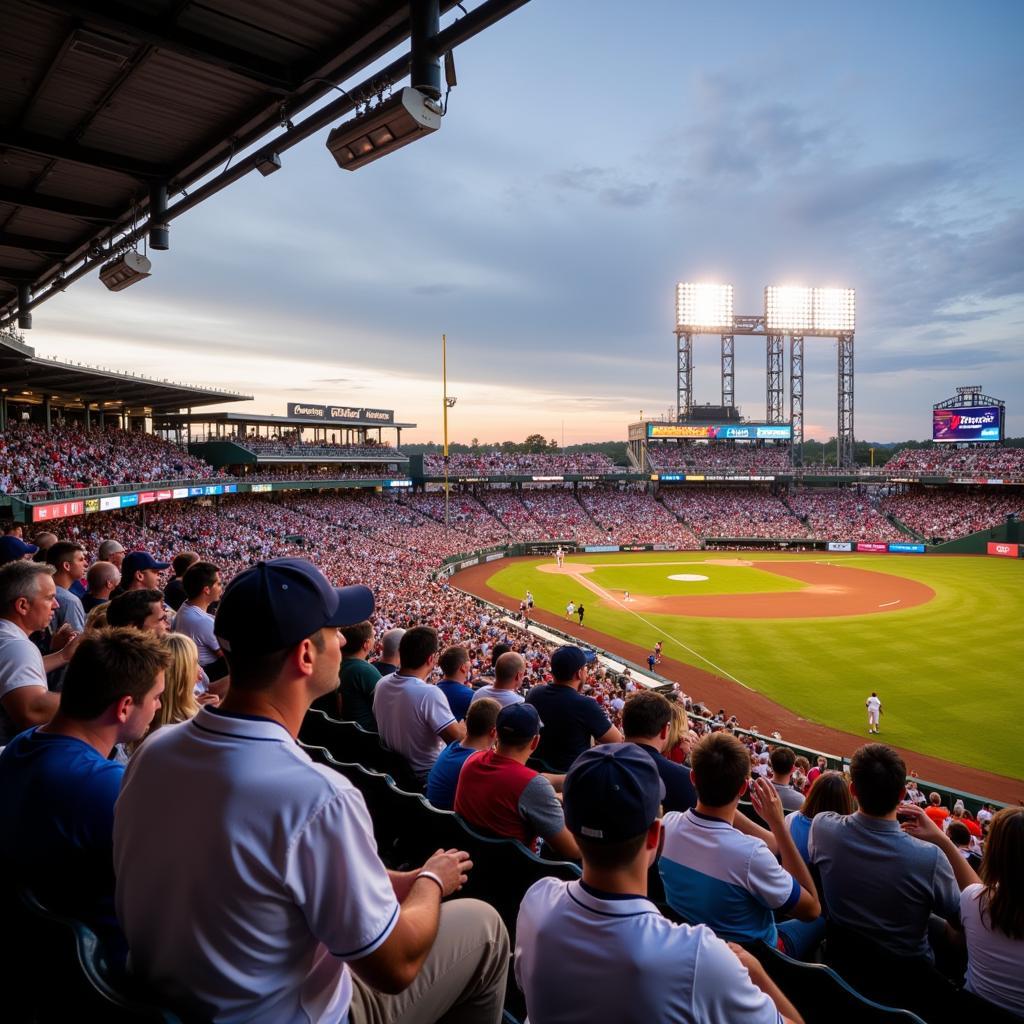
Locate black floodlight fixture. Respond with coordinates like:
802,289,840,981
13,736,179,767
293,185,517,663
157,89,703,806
325,87,442,171
99,251,152,292
17,285,31,329
256,152,282,176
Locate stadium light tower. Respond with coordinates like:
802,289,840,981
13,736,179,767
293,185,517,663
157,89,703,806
674,283,735,418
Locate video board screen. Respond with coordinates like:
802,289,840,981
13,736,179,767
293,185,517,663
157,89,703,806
648,423,792,440
932,406,1002,443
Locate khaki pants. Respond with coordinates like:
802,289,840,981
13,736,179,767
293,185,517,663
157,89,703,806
350,899,509,1024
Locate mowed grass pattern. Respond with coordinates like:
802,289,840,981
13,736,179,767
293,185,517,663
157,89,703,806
485,552,1024,780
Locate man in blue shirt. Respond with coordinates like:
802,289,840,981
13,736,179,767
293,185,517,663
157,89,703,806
622,690,696,813
0,626,169,953
426,698,500,810
526,646,621,771
436,645,474,721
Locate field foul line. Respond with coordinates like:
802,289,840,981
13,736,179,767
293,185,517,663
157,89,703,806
879,600,900,608
564,570,752,690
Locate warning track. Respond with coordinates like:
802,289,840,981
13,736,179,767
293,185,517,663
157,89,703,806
455,556,1022,804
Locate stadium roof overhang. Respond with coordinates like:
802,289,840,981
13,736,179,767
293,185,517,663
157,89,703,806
0,333,249,412
155,411,417,430
0,0,531,328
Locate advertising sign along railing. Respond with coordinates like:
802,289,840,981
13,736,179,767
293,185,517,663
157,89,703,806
856,542,889,553
888,542,926,553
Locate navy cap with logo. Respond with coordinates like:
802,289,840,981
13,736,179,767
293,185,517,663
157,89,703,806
215,557,374,655
0,536,39,565
550,644,597,681
563,743,666,842
496,703,542,744
122,551,171,579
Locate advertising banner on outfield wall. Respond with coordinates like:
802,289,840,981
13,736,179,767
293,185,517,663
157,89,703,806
585,545,620,553
987,542,1020,558
827,542,853,552
856,542,888,553
888,542,925,553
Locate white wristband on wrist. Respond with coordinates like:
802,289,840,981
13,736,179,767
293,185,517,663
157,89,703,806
416,870,445,895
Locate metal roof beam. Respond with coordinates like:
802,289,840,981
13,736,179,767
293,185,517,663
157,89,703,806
0,185,120,222
29,0,298,93
0,128,166,181
0,232,75,257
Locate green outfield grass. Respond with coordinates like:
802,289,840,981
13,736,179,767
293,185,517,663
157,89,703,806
486,552,1024,781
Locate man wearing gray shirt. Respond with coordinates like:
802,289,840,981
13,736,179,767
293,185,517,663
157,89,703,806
769,746,805,812
470,651,526,709
46,542,87,634
809,743,964,961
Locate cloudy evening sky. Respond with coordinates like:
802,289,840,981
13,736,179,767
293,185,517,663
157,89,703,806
26,0,1024,444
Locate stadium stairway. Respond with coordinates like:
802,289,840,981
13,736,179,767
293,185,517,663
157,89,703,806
885,510,926,542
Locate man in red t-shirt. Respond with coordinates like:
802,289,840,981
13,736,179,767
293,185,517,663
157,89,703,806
455,704,579,860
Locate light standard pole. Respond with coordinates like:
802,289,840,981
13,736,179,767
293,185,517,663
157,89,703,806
442,334,457,530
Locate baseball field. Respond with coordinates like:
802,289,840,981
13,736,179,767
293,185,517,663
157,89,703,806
464,551,1024,788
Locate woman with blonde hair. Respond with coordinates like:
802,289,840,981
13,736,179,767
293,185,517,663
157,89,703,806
154,633,202,731
960,806,1024,1015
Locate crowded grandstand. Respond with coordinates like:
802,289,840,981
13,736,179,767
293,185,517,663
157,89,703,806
1,3,1021,1021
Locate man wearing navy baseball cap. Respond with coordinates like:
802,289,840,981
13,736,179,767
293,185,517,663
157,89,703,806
525,644,621,770
0,535,38,566
119,551,170,593
515,744,801,1024
114,558,509,1024
455,703,579,861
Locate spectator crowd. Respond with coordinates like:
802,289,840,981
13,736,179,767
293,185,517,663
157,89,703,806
0,483,1020,1024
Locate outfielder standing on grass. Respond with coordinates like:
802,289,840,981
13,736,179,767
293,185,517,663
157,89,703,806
866,691,882,734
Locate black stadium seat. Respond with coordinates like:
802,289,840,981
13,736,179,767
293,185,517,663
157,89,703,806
299,708,420,790
2,885,182,1023
744,939,928,1024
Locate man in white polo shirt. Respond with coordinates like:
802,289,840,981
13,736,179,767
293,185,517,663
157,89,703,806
372,626,465,784
113,558,508,1024
515,743,800,1024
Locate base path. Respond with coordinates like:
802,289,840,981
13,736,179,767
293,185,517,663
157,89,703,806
456,558,1022,804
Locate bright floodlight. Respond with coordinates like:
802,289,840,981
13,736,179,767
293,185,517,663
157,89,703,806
676,283,734,331
765,286,814,332
813,287,855,333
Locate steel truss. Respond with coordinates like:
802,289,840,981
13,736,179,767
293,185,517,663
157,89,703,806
676,332,693,419
720,335,734,409
766,335,784,423
790,335,804,464
837,333,855,467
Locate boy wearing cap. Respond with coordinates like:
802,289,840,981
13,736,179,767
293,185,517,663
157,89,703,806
455,703,580,861
526,645,621,771
114,558,508,1024
515,743,802,1024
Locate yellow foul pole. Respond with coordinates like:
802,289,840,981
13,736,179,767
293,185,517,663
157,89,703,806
442,334,450,529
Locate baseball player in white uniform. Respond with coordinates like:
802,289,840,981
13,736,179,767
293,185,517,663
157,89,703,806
866,691,882,734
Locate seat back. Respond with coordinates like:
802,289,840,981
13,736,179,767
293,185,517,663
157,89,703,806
748,939,928,1024
4,886,182,1023
300,709,419,790
822,921,959,1023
